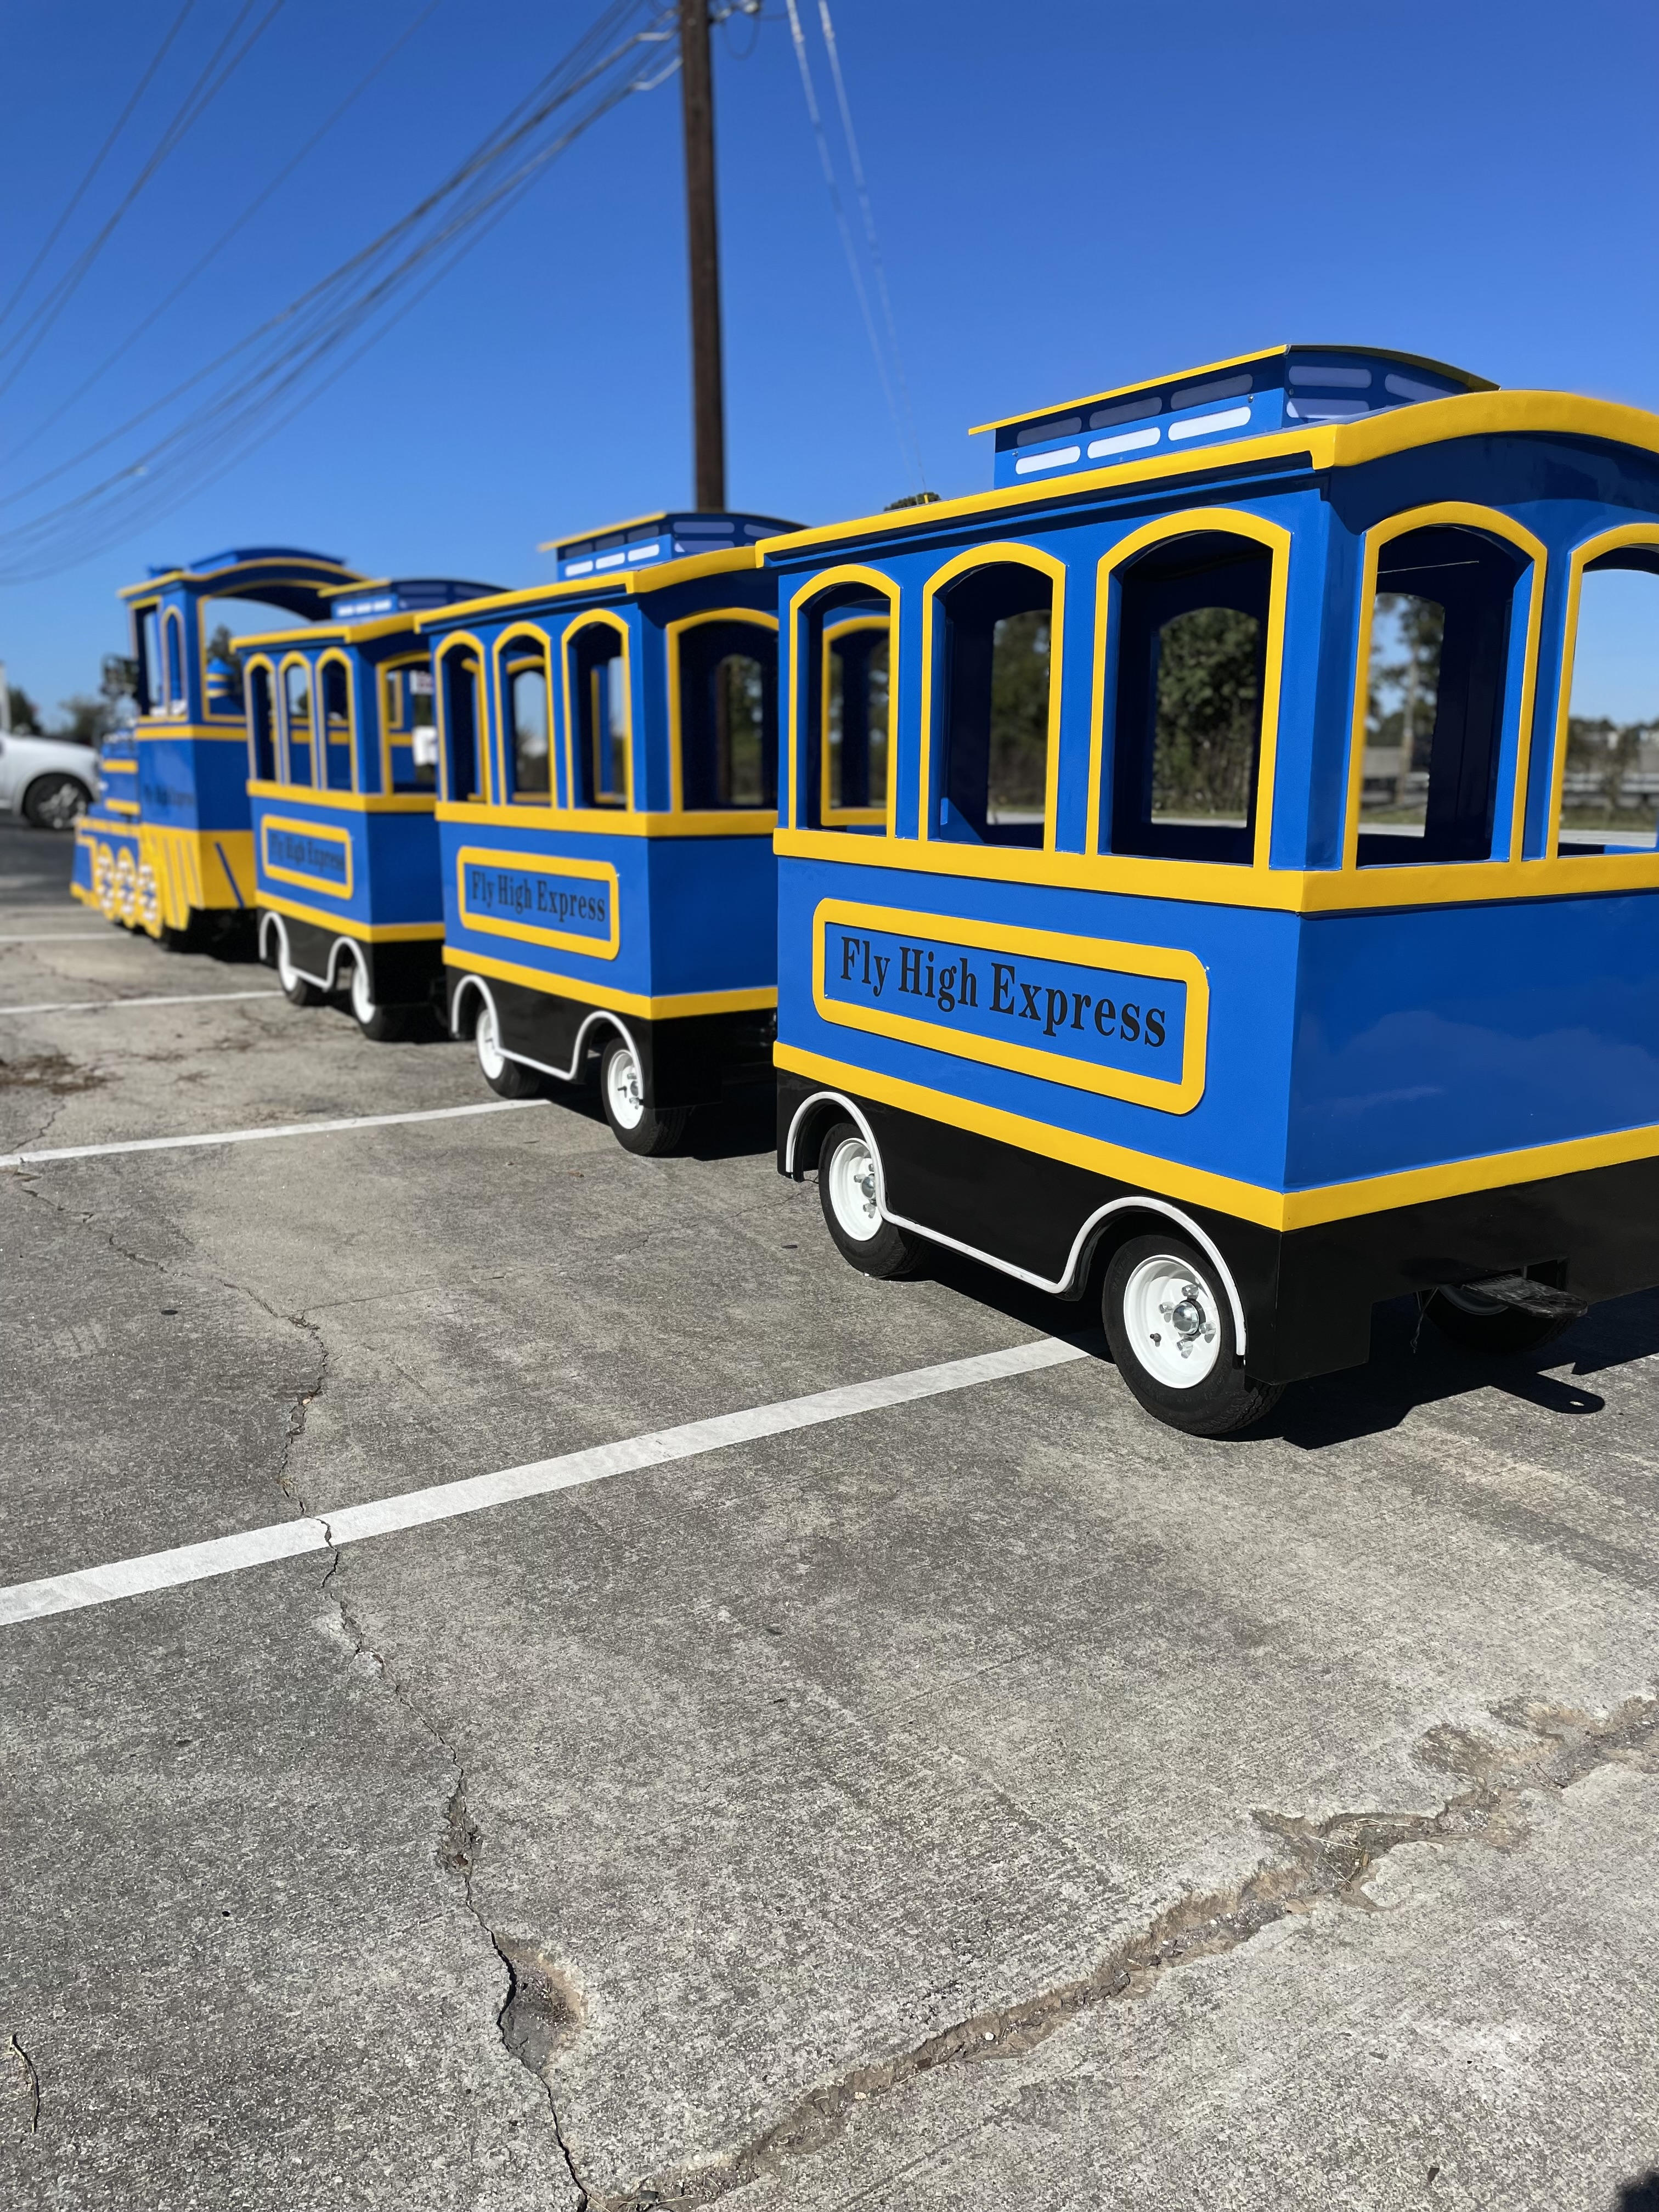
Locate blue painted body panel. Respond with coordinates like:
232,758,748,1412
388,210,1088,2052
249,789,443,934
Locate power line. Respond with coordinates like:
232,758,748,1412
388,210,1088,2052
0,0,200,340
0,0,289,398
781,0,916,490
0,1,678,580
2,0,449,472
816,0,924,488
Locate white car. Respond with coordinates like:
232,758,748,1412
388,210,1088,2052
0,731,101,829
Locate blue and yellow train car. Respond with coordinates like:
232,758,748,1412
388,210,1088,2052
419,508,798,1152
237,575,501,1037
766,345,1659,1432
72,546,365,944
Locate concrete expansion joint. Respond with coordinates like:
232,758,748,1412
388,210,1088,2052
588,1690,1659,2212
6,2032,41,2137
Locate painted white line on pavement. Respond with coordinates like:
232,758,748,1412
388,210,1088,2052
0,930,120,943
0,1095,546,1170
0,988,281,1017
0,1339,1088,1626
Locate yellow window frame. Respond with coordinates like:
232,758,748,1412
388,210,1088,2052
1545,520,1659,859
435,634,490,805
162,608,188,716
242,654,278,784
316,648,358,796
1340,500,1545,874
1086,508,1289,872
919,541,1068,854
664,606,779,815
785,564,901,835
492,624,555,805
278,652,315,788
558,608,634,812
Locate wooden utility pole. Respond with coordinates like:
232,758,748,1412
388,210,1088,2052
679,0,726,511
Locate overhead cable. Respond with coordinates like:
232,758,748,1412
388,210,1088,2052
781,0,917,490
0,0,200,341
0,0,289,398
3,0,449,471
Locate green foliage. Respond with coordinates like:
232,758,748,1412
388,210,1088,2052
1151,606,1262,820
988,610,1049,813
1562,714,1655,828
6,684,42,733
1367,592,1444,766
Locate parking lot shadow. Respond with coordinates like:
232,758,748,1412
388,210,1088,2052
1271,1288,1659,1451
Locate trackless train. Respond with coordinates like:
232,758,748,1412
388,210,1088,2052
70,345,1659,1430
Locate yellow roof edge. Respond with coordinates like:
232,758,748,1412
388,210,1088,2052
414,544,764,629
760,391,1659,561
117,557,366,602
968,343,1495,437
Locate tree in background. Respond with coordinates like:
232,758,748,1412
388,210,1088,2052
1152,606,1263,821
7,684,43,733
987,610,1051,814
1367,593,1445,810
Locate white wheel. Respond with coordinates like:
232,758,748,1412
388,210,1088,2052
348,952,376,1026
603,1040,646,1132
273,922,324,1008
1119,1252,1223,1389
824,1132,882,1243
476,1002,506,1081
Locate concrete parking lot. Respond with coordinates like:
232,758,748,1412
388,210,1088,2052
3,812,1657,2212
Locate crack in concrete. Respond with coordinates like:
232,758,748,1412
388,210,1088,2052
589,1692,1659,2211
317,1522,591,2209
7,2033,40,2136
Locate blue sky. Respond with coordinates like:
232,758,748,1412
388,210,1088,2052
3,0,1658,717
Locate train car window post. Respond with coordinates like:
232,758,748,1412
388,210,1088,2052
382,659,437,792
321,655,354,792
498,632,552,800
929,555,1062,849
674,614,778,809
282,658,314,786
567,620,631,808
246,661,276,782
1554,547,1659,854
163,610,187,714
135,607,160,714
1355,524,1528,865
441,643,484,803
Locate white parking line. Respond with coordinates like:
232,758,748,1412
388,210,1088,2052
0,1096,546,1170
0,1339,1087,1626
0,988,281,1017
0,930,119,943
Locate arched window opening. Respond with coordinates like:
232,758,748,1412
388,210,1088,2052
1358,525,1525,866
134,608,160,715
1556,552,1659,854
321,659,353,792
503,644,551,799
163,611,187,714
679,619,777,809
283,661,314,787
443,647,483,802
937,563,1053,848
569,625,629,808
247,663,275,783
1108,532,1270,866
800,583,895,832
382,660,436,791
825,613,889,820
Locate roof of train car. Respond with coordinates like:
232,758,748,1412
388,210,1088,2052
755,388,1659,562
409,542,776,629
969,343,1494,437
537,509,802,582
120,545,365,617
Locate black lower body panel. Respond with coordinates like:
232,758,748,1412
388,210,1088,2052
449,967,775,1110
266,911,442,1008
776,1070,1659,1384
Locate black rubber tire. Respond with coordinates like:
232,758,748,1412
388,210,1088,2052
280,972,326,1008
600,1038,688,1156
356,1006,407,1043
816,1119,923,1278
1420,1285,1576,1356
22,773,91,830
1102,1231,1282,1437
